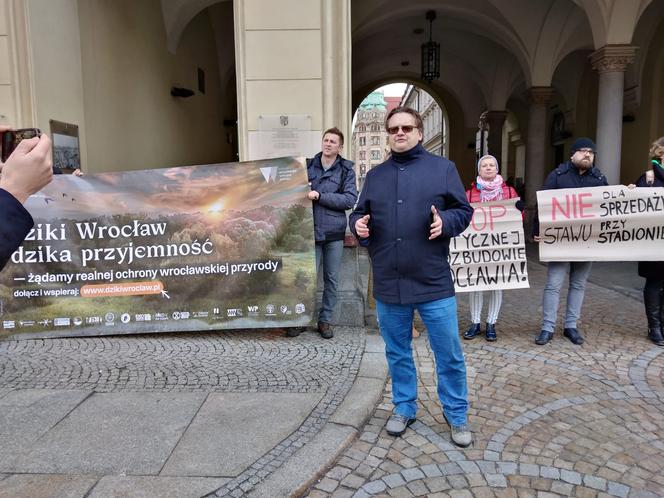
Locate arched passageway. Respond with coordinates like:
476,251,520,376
351,83,451,187
351,0,664,204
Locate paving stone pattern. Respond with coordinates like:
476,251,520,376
0,329,362,393
0,328,364,497
306,262,664,498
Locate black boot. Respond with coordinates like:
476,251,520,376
644,284,664,346
485,323,497,341
463,323,481,340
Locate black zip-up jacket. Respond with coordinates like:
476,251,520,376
636,163,664,279
533,161,608,237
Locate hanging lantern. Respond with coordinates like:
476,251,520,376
421,10,440,83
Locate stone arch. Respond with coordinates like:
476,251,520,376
161,0,232,54
625,1,664,114
353,77,480,185
353,3,532,88
530,1,595,87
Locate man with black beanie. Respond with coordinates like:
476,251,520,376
533,137,608,346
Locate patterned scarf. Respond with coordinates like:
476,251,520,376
476,174,505,202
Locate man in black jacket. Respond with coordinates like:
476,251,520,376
350,107,474,447
290,127,357,339
0,127,53,270
534,137,608,346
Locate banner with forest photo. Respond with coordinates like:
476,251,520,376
0,157,315,339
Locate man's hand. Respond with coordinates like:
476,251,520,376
307,190,320,201
533,235,542,243
0,134,53,204
429,205,442,240
355,214,370,238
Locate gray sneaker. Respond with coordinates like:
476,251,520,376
385,414,415,436
450,423,472,447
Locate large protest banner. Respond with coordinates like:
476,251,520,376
450,200,529,292
537,185,664,261
0,157,316,339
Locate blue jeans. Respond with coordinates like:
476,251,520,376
315,240,344,324
376,297,469,425
541,261,593,332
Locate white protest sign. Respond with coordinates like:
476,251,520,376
537,185,664,261
450,200,529,292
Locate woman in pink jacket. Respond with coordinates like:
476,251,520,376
463,154,519,342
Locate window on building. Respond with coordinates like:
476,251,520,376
359,151,366,160
357,123,366,132
370,123,380,132
359,137,366,146
371,150,381,160
360,163,366,175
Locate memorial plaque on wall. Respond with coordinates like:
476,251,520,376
50,120,81,173
257,114,312,160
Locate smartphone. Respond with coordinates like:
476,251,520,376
1,128,41,162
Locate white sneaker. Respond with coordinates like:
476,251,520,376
450,423,472,447
385,414,415,436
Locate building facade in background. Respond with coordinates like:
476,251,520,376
400,85,447,157
351,91,389,187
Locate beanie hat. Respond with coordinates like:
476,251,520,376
570,137,596,153
477,154,499,173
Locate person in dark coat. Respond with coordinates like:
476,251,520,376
288,127,357,339
634,136,664,346
350,107,474,447
0,127,53,270
533,137,609,346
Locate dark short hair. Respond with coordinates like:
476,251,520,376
385,107,424,132
323,127,344,146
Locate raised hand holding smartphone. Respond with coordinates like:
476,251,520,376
0,132,53,204
1,128,42,163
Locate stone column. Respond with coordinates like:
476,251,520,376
508,130,525,182
485,110,508,161
322,0,352,144
1,0,37,127
524,87,554,207
590,45,637,184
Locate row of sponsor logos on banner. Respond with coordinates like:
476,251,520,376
2,303,307,331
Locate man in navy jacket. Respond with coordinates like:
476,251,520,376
292,127,357,339
350,107,474,447
0,127,53,270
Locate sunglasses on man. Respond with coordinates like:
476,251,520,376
387,125,418,135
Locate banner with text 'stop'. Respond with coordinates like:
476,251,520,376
537,185,664,261
0,157,315,339
450,199,529,293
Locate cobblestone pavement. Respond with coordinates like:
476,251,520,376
0,329,362,394
0,328,364,497
306,262,664,498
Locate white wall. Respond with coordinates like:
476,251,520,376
76,0,227,171
26,0,87,166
